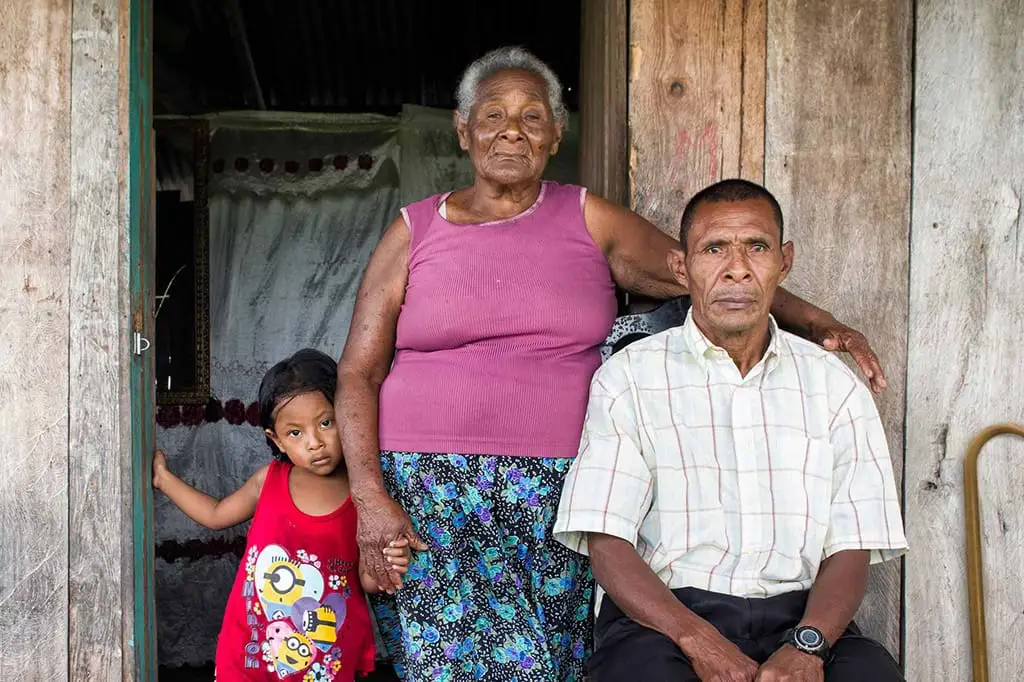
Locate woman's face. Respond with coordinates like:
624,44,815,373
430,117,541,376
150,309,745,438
457,69,563,188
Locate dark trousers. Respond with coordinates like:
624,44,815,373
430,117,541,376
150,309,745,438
589,588,904,682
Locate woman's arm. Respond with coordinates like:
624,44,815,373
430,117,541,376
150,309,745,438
153,449,266,530
584,193,887,392
337,216,427,593
336,216,407,500
584,192,686,300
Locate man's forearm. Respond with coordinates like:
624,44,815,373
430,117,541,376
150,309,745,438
589,533,713,654
799,550,871,645
770,287,834,339
335,371,388,502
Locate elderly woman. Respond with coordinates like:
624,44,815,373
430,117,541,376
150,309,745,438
336,47,886,681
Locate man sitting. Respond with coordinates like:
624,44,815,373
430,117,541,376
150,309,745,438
555,179,907,682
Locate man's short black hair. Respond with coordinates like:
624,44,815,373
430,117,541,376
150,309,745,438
257,348,338,461
678,179,784,251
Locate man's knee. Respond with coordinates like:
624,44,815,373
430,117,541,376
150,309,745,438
826,633,904,682
589,622,698,682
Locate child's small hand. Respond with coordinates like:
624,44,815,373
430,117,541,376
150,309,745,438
152,449,169,490
383,537,413,579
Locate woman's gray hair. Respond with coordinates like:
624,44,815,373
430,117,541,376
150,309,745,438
455,46,568,127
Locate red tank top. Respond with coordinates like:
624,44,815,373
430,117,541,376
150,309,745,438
215,460,374,681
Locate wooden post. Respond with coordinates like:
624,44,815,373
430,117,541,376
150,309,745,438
764,0,913,657
129,0,159,677
69,0,135,678
629,0,766,234
0,1,72,679
905,1,1024,679
579,0,628,206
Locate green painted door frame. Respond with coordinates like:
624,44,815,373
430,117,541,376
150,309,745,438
129,0,158,677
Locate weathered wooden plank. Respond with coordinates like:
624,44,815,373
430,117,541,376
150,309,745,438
0,1,72,679
579,0,628,206
629,0,766,235
68,0,132,679
765,1,913,657
905,1,1024,679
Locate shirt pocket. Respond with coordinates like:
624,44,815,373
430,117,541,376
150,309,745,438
763,433,834,571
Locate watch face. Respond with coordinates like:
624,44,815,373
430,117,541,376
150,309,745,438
796,628,824,650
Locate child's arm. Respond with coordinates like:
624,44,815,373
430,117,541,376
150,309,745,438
359,538,412,594
153,449,267,531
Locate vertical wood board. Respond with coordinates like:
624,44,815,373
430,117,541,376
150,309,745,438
0,0,72,678
629,0,766,235
129,0,159,675
765,0,913,656
905,1,1024,679
69,0,133,678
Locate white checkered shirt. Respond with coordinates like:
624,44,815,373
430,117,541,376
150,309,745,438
554,312,907,606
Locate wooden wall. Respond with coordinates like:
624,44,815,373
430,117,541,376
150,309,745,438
904,1,1024,679
629,0,765,233
764,1,912,655
0,1,73,678
0,0,133,679
69,0,135,679
629,0,912,658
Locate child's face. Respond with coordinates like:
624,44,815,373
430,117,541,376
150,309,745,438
265,391,342,475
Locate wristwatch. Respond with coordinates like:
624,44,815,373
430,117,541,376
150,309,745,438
781,626,832,663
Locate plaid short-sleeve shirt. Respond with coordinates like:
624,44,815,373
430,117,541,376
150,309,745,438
554,312,907,605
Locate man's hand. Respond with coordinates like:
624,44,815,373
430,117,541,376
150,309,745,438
754,645,825,682
811,317,888,393
354,490,427,595
685,626,759,682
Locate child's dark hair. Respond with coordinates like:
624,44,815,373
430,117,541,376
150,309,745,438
258,348,338,461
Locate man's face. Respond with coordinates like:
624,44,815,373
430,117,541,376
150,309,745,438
669,198,793,339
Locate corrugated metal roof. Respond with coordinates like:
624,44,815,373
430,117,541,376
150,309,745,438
154,0,581,115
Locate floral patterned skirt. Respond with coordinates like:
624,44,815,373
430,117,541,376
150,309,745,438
371,452,593,682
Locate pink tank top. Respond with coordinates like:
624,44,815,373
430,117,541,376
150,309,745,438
378,182,617,458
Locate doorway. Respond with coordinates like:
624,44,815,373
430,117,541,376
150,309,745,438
131,1,627,679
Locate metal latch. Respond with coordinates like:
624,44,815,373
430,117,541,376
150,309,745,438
133,331,151,355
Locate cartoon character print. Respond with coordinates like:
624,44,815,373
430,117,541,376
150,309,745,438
248,545,351,679
262,620,296,660
254,544,325,621
274,631,315,677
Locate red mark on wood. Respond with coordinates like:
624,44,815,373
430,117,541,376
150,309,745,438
667,123,720,188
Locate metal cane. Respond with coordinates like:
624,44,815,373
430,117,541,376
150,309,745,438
963,423,1024,682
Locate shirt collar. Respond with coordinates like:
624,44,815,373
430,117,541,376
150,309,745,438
682,310,782,378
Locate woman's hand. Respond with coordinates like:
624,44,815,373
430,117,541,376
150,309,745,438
355,490,427,594
810,317,888,393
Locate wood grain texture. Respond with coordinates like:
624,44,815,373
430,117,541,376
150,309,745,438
579,0,628,205
0,0,72,678
765,0,913,657
905,1,1024,679
629,0,766,235
69,0,132,678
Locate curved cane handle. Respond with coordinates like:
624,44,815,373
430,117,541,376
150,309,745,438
964,423,1024,682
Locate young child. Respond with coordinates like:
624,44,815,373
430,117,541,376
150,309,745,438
153,348,409,681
